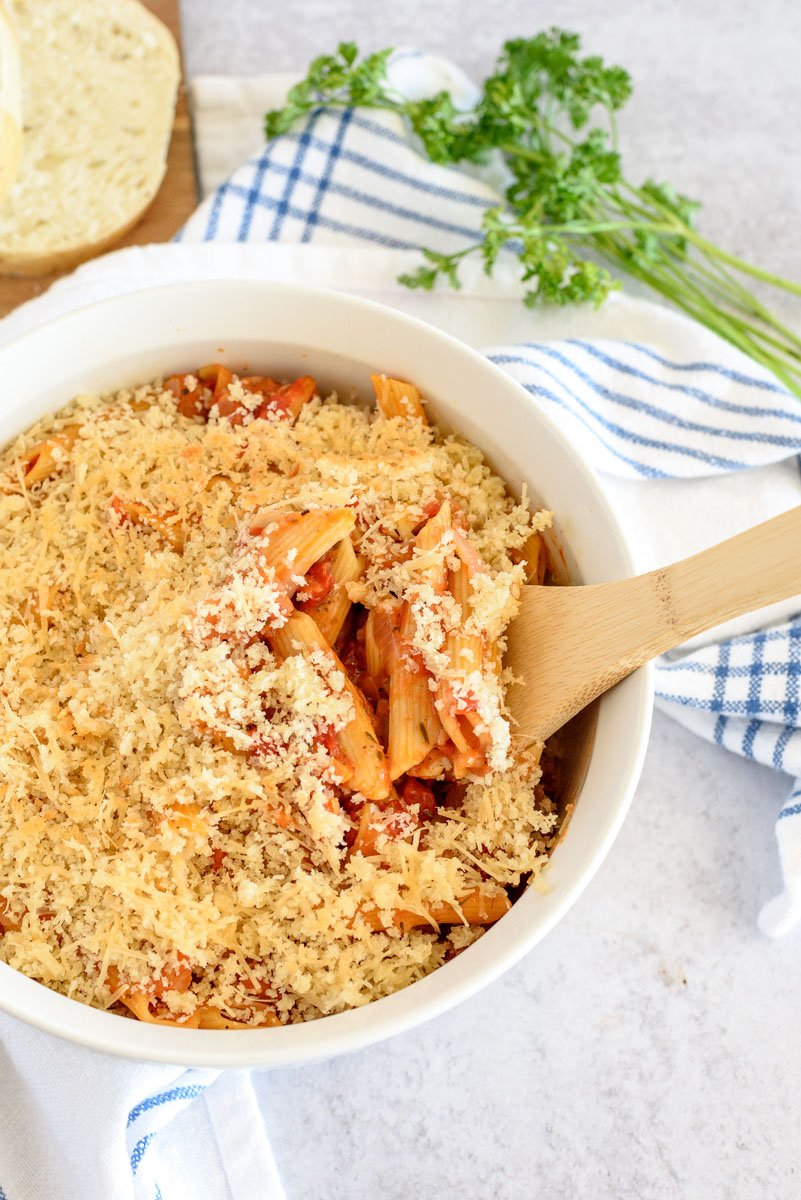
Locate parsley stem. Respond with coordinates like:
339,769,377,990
658,263,801,360
504,218,681,238
578,188,801,355
678,231,801,297
594,236,801,395
618,179,801,296
266,34,801,397
607,107,620,153
647,251,801,355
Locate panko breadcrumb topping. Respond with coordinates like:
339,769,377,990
0,369,558,1027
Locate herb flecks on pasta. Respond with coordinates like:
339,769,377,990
0,367,556,1027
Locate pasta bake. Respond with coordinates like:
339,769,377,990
0,366,559,1027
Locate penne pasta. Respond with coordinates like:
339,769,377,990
435,692,485,778
369,599,445,780
200,364,314,425
301,536,364,644
405,499,450,599
2,425,81,492
433,535,496,777
388,657,442,780
268,374,317,421
110,495,185,553
119,993,203,1027
110,958,202,1026
519,531,547,585
364,608,385,682
194,1006,282,1029
350,798,415,858
163,371,213,420
195,509,357,640
350,778,436,859
409,747,455,779
442,559,485,690
414,498,451,558
166,365,317,425
197,363,235,411
385,503,452,777
370,373,428,422
0,896,23,933
358,886,512,933
269,612,391,801
246,509,355,601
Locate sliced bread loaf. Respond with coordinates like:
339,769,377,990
0,2,21,208
0,0,180,276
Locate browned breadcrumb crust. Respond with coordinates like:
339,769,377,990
0,376,557,1025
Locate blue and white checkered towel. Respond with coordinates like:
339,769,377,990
1,51,800,1200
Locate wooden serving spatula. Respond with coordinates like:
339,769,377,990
505,505,801,742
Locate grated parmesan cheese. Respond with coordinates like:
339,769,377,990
0,372,559,1025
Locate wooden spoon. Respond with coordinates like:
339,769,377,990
505,505,801,742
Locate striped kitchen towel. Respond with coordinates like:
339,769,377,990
0,1010,286,1200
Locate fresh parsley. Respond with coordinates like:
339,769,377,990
266,31,801,398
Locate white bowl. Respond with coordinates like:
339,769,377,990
0,280,653,1067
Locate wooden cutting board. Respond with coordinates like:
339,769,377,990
0,0,198,317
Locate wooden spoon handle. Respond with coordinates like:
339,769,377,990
509,505,801,742
645,502,801,648
568,504,801,692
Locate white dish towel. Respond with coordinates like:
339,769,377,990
1,54,801,1200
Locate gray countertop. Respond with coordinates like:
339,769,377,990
176,3,801,1196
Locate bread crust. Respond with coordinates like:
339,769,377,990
0,185,164,277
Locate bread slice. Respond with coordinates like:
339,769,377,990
0,0,180,276
0,3,21,208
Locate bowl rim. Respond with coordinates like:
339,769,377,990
0,279,654,1067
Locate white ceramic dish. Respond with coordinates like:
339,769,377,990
0,280,653,1067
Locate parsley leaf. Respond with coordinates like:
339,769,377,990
266,29,801,399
